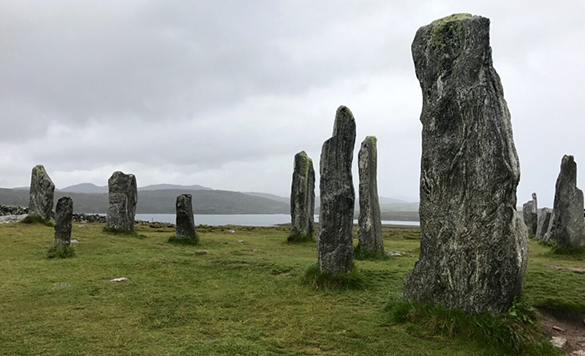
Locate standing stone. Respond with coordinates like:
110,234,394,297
318,106,356,274
536,208,553,241
403,14,528,314
289,151,315,241
54,197,73,247
106,171,137,232
549,155,585,248
522,193,538,236
28,165,55,221
176,194,196,238
357,136,384,256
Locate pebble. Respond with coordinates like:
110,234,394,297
552,325,565,332
552,336,567,349
71,239,79,244
51,283,70,290
194,250,209,255
572,351,585,356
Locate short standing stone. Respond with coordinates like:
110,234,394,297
176,194,196,238
28,165,55,221
549,155,585,248
403,14,528,314
106,171,137,232
357,136,384,255
522,193,538,235
289,151,315,240
536,208,553,241
318,106,356,274
54,197,73,247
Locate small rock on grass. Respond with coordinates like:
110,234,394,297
552,336,567,349
552,325,565,332
194,250,209,255
110,277,128,283
51,283,70,290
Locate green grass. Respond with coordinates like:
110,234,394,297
0,223,583,355
20,215,54,227
168,233,200,246
354,244,389,261
47,244,76,259
385,296,559,356
286,232,314,243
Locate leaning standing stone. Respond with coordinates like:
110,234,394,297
106,171,137,232
289,151,315,242
28,165,55,221
357,136,384,256
536,208,553,241
549,155,585,249
54,197,73,247
176,194,196,238
318,106,356,274
403,14,528,314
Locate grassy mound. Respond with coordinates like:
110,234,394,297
47,245,76,259
20,215,54,227
385,295,559,356
353,244,389,261
302,263,366,291
168,234,200,246
286,233,314,244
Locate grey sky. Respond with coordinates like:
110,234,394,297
1,1,584,206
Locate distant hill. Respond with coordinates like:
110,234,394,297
139,184,212,192
0,188,288,214
244,192,289,204
60,183,107,194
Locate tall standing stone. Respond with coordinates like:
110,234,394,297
549,155,585,249
536,208,553,241
176,194,196,238
28,165,55,221
106,171,137,232
522,193,538,236
403,14,528,314
289,151,316,241
318,106,356,274
54,197,73,247
357,136,384,256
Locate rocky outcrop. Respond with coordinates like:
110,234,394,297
28,165,55,221
289,151,315,241
105,171,137,232
317,106,356,274
54,197,73,247
403,14,528,314
549,155,585,249
536,208,554,241
176,194,196,238
0,205,28,216
357,136,384,255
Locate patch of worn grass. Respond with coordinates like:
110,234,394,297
102,227,145,238
20,215,54,227
168,233,200,246
385,295,559,356
302,263,367,291
47,244,76,259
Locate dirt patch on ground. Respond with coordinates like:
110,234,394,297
539,308,585,355
546,265,585,274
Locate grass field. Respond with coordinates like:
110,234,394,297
0,222,583,355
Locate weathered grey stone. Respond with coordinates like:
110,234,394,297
403,14,528,314
535,208,554,241
317,106,356,274
28,165,55,221
289,151,315,241
357,136,384,255
176,194,196,238
522,193,538,236
106,171,137,232
549,155,585,248
54,197,73,247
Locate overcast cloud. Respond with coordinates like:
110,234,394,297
1,0,584,206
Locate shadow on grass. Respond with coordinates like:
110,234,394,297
102,228,146,239
168,234,200,246
47,245,76,259
20,215,54,227
385,294,560,356
302,263,367,291
287,233,314,244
